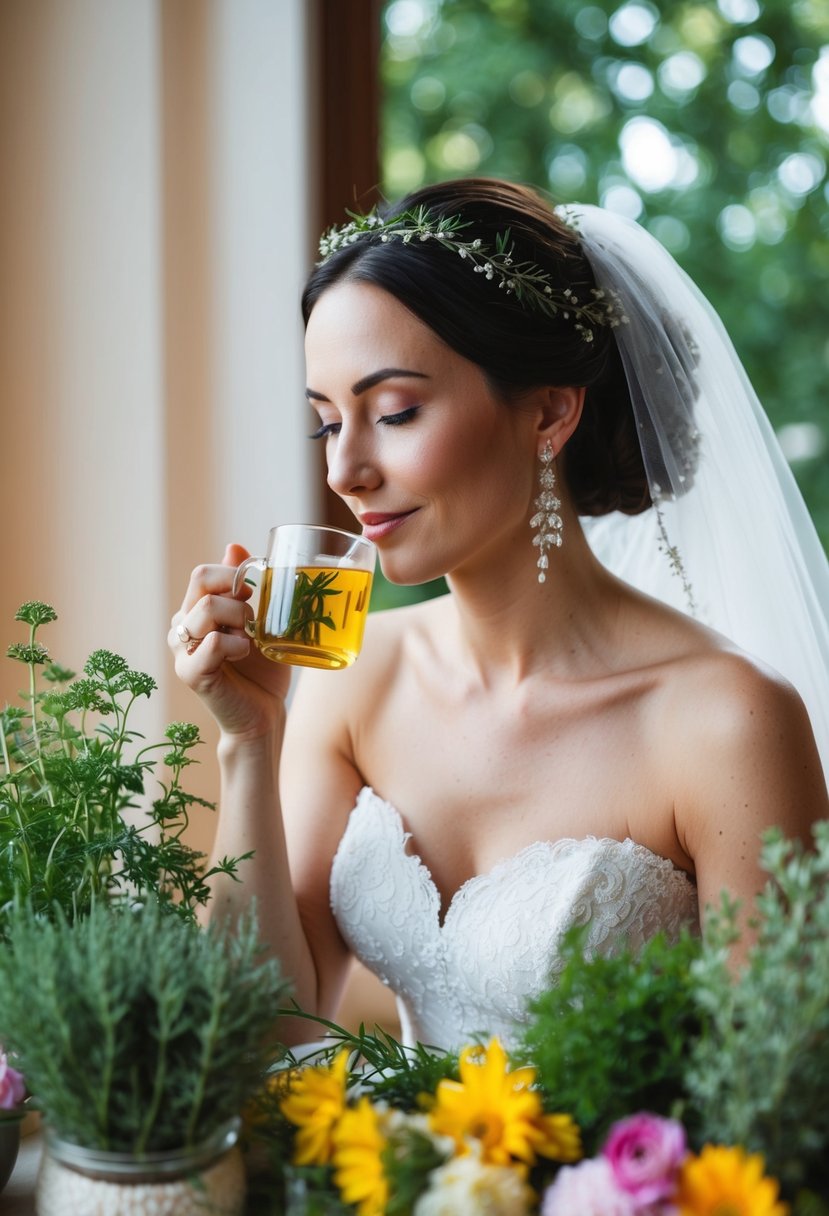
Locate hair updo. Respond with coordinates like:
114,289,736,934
302,178,653,517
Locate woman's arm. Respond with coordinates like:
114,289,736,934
169,544,357,1037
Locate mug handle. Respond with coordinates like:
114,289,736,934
231,556,265,637
230,556,262,642
231,556,265,599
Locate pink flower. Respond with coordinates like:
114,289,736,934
0,1050,26,1110
541,1157,637,1216
602,1113,686,1207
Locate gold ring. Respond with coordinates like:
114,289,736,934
176,623,192,644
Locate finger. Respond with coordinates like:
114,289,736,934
169,594,253,652
173,629,251,684
177,557,250,616
174,541,254,620
222,541,251,568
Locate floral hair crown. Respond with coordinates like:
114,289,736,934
317,204,628,343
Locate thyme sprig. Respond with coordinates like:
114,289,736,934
284,570,341,646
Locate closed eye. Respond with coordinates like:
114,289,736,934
379,406,420,426
309,405,419,440
309,421,341,440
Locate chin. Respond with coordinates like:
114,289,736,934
378,554,446,588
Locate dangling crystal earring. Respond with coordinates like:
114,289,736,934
530,441,563,584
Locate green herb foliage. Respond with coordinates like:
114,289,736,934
0,899,289,1153
0,602,244,938
518,928,701,1147
278,1008,460,1109
686,823,829,1197
284,571,340,645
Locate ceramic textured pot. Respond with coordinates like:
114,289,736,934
0,1118,21,1193
35,1118,245,1216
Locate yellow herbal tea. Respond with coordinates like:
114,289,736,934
255,565,373,670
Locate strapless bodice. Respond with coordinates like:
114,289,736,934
329,787,699,1051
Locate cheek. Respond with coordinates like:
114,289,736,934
459,427,533,498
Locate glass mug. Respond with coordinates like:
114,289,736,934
231,525,376,670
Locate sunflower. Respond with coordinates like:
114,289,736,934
428,1037,581,1168
331,1095,390,1216
279,1047,350,1166
676,1144,789,1216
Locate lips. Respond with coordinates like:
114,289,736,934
359,510,418,542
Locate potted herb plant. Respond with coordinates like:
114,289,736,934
0,899,289,1215
1,601,242,937
0,601,290,1212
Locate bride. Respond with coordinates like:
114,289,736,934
170,178,829,1051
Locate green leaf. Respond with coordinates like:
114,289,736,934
6,642,49,665
14,602,57,627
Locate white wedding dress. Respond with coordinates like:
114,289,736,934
330,787,700,1051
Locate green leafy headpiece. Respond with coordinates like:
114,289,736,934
317,204,628,343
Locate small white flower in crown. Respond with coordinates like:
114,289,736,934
530,442,563,583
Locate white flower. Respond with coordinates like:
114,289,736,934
541,1158,636,1216
414,1151,533,1216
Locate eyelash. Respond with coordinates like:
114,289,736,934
308,406,420,440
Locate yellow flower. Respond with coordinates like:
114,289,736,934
428,1037,581,1168
279,1048,350,1166
331,1095,389,1216
676,1144,789,1216
534,1110,582,1164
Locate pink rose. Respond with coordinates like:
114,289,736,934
541,1157,637,1216
602,1113,686,1207
0,1050,26,1110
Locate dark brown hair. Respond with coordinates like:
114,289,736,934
302,178,652,516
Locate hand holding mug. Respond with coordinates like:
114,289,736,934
170,544,292,740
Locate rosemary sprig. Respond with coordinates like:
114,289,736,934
284,570,341,646
0,900,288,1153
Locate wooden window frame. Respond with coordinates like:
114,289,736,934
312,0,383,528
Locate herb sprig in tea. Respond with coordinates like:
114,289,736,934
284,570,342,646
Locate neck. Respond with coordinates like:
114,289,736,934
444,515,625,687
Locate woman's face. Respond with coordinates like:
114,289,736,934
304,280,542,585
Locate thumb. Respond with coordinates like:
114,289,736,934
222,542,251,567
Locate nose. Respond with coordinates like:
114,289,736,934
326,428,382,499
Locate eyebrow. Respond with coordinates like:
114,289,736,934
305,367,429,403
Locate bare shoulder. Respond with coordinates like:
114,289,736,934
656,641,818,780
649,629,826,917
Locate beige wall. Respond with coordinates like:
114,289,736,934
0,0,397,1035
0,0,315,852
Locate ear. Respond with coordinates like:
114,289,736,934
536,386,585,456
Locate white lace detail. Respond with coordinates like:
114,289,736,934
330,787,699,1051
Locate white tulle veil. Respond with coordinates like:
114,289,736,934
562,205,829,782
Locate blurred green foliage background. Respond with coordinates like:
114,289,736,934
377,0,829,589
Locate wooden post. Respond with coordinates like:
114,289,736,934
311,0,383,528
